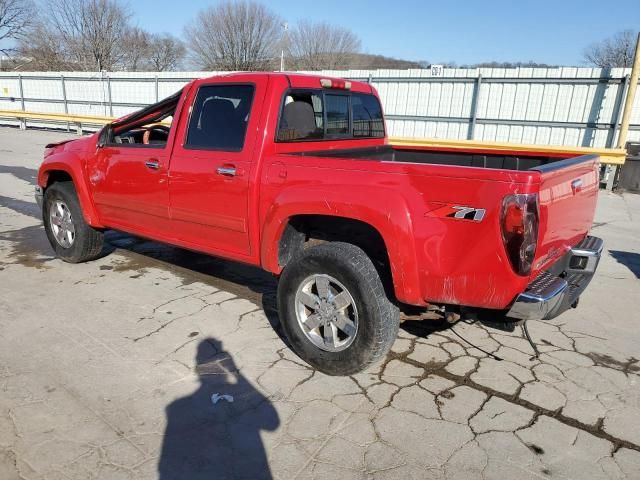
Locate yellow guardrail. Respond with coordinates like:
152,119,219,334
0,109,114,125
0,109,627,165
390,137,627,166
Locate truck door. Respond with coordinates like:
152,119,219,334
90,90,184,235
168,79,264,257
91,144,172,235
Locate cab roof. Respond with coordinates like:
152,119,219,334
198,71,375,94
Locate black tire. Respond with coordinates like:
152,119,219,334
43,181,104,263
277,242,400,376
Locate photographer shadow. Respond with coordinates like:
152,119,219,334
159,338,279,480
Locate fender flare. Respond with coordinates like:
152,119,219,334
260,186,425,305
38,153,104,228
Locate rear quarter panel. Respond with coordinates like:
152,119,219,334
259,152,540,309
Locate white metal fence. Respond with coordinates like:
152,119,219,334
1,67,639,147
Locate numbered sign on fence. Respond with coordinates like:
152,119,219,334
430,65,444,77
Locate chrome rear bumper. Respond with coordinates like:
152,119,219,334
507,236,603,321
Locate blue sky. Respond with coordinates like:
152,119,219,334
132,0,640,66
0,0,637,65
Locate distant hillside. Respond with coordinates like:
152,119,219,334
348,53,425,69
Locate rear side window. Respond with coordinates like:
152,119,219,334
325,94,349,135
277,89,384,142
352,93,384,138
277,91,323,141
186,84,255,151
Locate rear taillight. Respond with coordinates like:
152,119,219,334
500,193,539,276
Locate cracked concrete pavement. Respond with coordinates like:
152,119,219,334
1,127,640,479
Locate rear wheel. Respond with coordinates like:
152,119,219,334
277,242,399,375
43,182,104,263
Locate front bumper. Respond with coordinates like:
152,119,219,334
507,236,604,321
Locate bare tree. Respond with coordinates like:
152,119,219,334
0,0,33,55
121,26,151,71
28,0,130,71
584,30,638,68
17,22,71,70
184,0,282,70
287,21,361,70
149,33,185,71
115,30,185,71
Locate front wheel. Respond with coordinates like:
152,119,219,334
43,182,104,263
277,242,399,375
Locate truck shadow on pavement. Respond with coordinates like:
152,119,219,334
103,230,286,339
103,231,467,344
0,180,458,345
609,250,640,279
0,190,459,345
159,337,279,480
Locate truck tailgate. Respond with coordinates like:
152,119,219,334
532,154,600,276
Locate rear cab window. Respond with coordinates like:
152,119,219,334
277,89,384,142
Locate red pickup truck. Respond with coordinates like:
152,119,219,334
36,72,603,375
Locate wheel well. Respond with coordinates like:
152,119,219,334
279,215,395,297
45,170,73,188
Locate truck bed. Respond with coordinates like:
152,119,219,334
283,141,600,297
290,144,572,171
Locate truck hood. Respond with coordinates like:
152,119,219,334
45,139,75,149
44,133,98,159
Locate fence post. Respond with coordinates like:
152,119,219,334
106,75,113,117
61,74,70,132
608,75,630,148
17,74,26,130
155,75,159,102
467,74,482,140
616,32,640,150
582,77,609,147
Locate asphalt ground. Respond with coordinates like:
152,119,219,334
1,127,639,479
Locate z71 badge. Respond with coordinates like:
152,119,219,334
425,204,486,222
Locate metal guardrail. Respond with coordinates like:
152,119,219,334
0,109,113,124
0,108,627,165
392,137,627,166
0,109,113,133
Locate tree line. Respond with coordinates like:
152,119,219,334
0,0,373,71
0,0,637,72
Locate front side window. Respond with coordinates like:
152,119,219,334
186,84,255,151
107,89,182,147
277,89,384,142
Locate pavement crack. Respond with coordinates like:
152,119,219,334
129,298,209,342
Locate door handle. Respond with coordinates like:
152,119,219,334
216,166,237,177
145,160,160,170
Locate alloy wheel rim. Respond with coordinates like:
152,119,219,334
49,200,75,248
294,274,359,352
